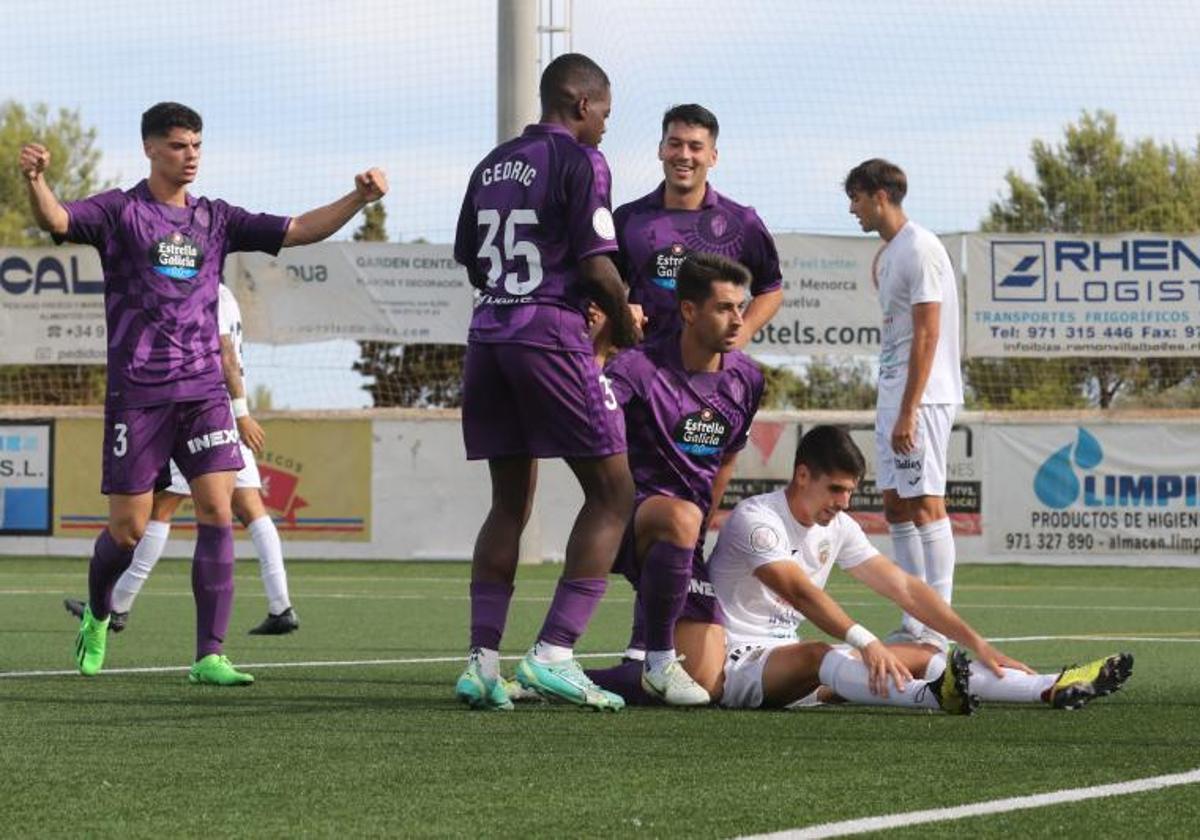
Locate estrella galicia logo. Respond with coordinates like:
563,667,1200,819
651,243,688,290
1034,428,1103,508
673,407,730,456
991,241,1047,302
148,232,204,281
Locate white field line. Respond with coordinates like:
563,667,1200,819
4,634,1198,679
736,768,1200,840
0,651,615,679
3,588,1200,613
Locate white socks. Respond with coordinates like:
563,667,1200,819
889,521,926,637
918,518,956,604
532,641,573,664
646,649,676,674
817,647,941,711
968,662,1056,704
471,647,501,680
248,515,290,614
111,519,170,613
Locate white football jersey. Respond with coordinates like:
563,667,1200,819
874,221,963,408
709,490,878,646
217,283,244,375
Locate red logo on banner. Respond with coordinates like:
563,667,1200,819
259,464,309,525
749,421,785,465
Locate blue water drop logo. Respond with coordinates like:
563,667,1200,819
1032,429,1104,509
1074,428,1102,469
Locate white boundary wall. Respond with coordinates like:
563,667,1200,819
4,409,1197,568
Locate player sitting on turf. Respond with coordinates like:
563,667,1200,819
705,424,1133,712
64,282,298,637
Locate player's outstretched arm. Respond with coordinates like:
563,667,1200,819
19,143,69,236
578,254,640,348
220,333,265,455
754,560,913,695
734,288,782,349
849,555,1033,677
283,168,388,248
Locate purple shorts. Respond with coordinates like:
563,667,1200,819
462,341,626,460
101,397,244,495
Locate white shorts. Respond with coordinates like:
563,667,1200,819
719,639,791,709
874,404,956,498
165,442,261,495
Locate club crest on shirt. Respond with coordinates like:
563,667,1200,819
750,524,780,554
673,406,730,456
148,231,204,281
695,208,740,248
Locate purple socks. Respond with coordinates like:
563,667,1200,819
193,523,235,660
469,580,515,649
638,541,694,651
88,529,135,619
537,577,607,648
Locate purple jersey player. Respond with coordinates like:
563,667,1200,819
584,252,764,706
452,54,640,712
21,102,387,684
614,104,783,345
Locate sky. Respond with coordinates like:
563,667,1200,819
5,0,1200,406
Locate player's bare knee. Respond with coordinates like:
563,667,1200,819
910,496,947,526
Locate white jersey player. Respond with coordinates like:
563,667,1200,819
845,158,963,646
66,283,298,635
707,425,1132,712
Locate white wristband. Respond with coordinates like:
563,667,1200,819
231,397,250,418
844,623,878,650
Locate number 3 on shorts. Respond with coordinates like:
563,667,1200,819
112,422,128,457
599,374,618,411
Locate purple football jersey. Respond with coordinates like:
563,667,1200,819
605,330,764,512
58,180,289,408
453,123,619,353
614,183,781,339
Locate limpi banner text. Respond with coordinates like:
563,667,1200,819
986,423,1200,558
965,234,1200,357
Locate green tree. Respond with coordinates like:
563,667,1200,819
974,110,1200,408
0,102,108,245
757,357,876,410
352,201,388,242
0,102,109,404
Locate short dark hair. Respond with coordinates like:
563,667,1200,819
539,53,610,115
793,425,866,480
843,158,907,205
676,252,751,305
661,104,719,142
141,102,203,140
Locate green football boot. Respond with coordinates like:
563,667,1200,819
455,653,514,711
74,605,109,677
1049,652,1134,710
189,654,255,686
515,651,625,711
927,645,979,716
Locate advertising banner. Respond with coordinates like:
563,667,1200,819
747,234,883,356
231,242,472,345
986,424,1200,558
0,420,54,534
965,233,1200,357
54,417,372,541
717,417,982,536
0,247,106,363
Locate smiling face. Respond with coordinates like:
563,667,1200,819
145,126,202,187
659,120,717,196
